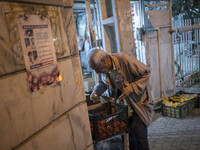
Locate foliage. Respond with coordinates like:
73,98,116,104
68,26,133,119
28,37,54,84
172,0,200,19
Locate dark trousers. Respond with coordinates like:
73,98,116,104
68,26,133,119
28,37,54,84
129,109,150,150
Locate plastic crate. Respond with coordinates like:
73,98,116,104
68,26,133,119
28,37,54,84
162,103,187,119
162,104,171,116
170,103,187,119
187,98,195,114
169,94,197,114
194,95,200,108
88,101,128,142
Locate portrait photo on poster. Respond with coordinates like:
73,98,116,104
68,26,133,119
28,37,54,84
25,38,30,48
32,50,38,61
31,37,36,49
25,29,33,37
28,51,34,64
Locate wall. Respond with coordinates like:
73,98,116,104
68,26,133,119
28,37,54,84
0,0,93,150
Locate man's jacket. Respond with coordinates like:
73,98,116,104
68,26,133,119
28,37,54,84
93,52,153,127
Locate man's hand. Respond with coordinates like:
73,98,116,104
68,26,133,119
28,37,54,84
118,87,132,100
90,91,98,100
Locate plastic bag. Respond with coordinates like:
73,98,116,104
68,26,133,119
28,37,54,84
116,97,133,119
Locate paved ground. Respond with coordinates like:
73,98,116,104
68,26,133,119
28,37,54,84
148,109,200,150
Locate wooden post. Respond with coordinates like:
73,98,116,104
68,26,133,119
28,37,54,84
85,0,97,48
124,133,129,150
114,0,136,57
169,0,176,94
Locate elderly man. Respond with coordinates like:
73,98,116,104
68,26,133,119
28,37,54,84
87,48,153,150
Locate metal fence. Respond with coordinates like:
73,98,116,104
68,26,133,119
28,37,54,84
173,18,200,90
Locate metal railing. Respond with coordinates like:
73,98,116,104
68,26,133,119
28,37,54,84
173,18,200,90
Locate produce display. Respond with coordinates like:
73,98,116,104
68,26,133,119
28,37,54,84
90,119,126,140
162,95,195,107
162,94,196,118
89,101,128,142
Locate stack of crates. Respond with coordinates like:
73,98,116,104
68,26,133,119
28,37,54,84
162,94,197,119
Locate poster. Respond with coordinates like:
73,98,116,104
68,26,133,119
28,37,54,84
17,15,62,92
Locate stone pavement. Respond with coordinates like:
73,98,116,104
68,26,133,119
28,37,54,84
148,109,200,150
